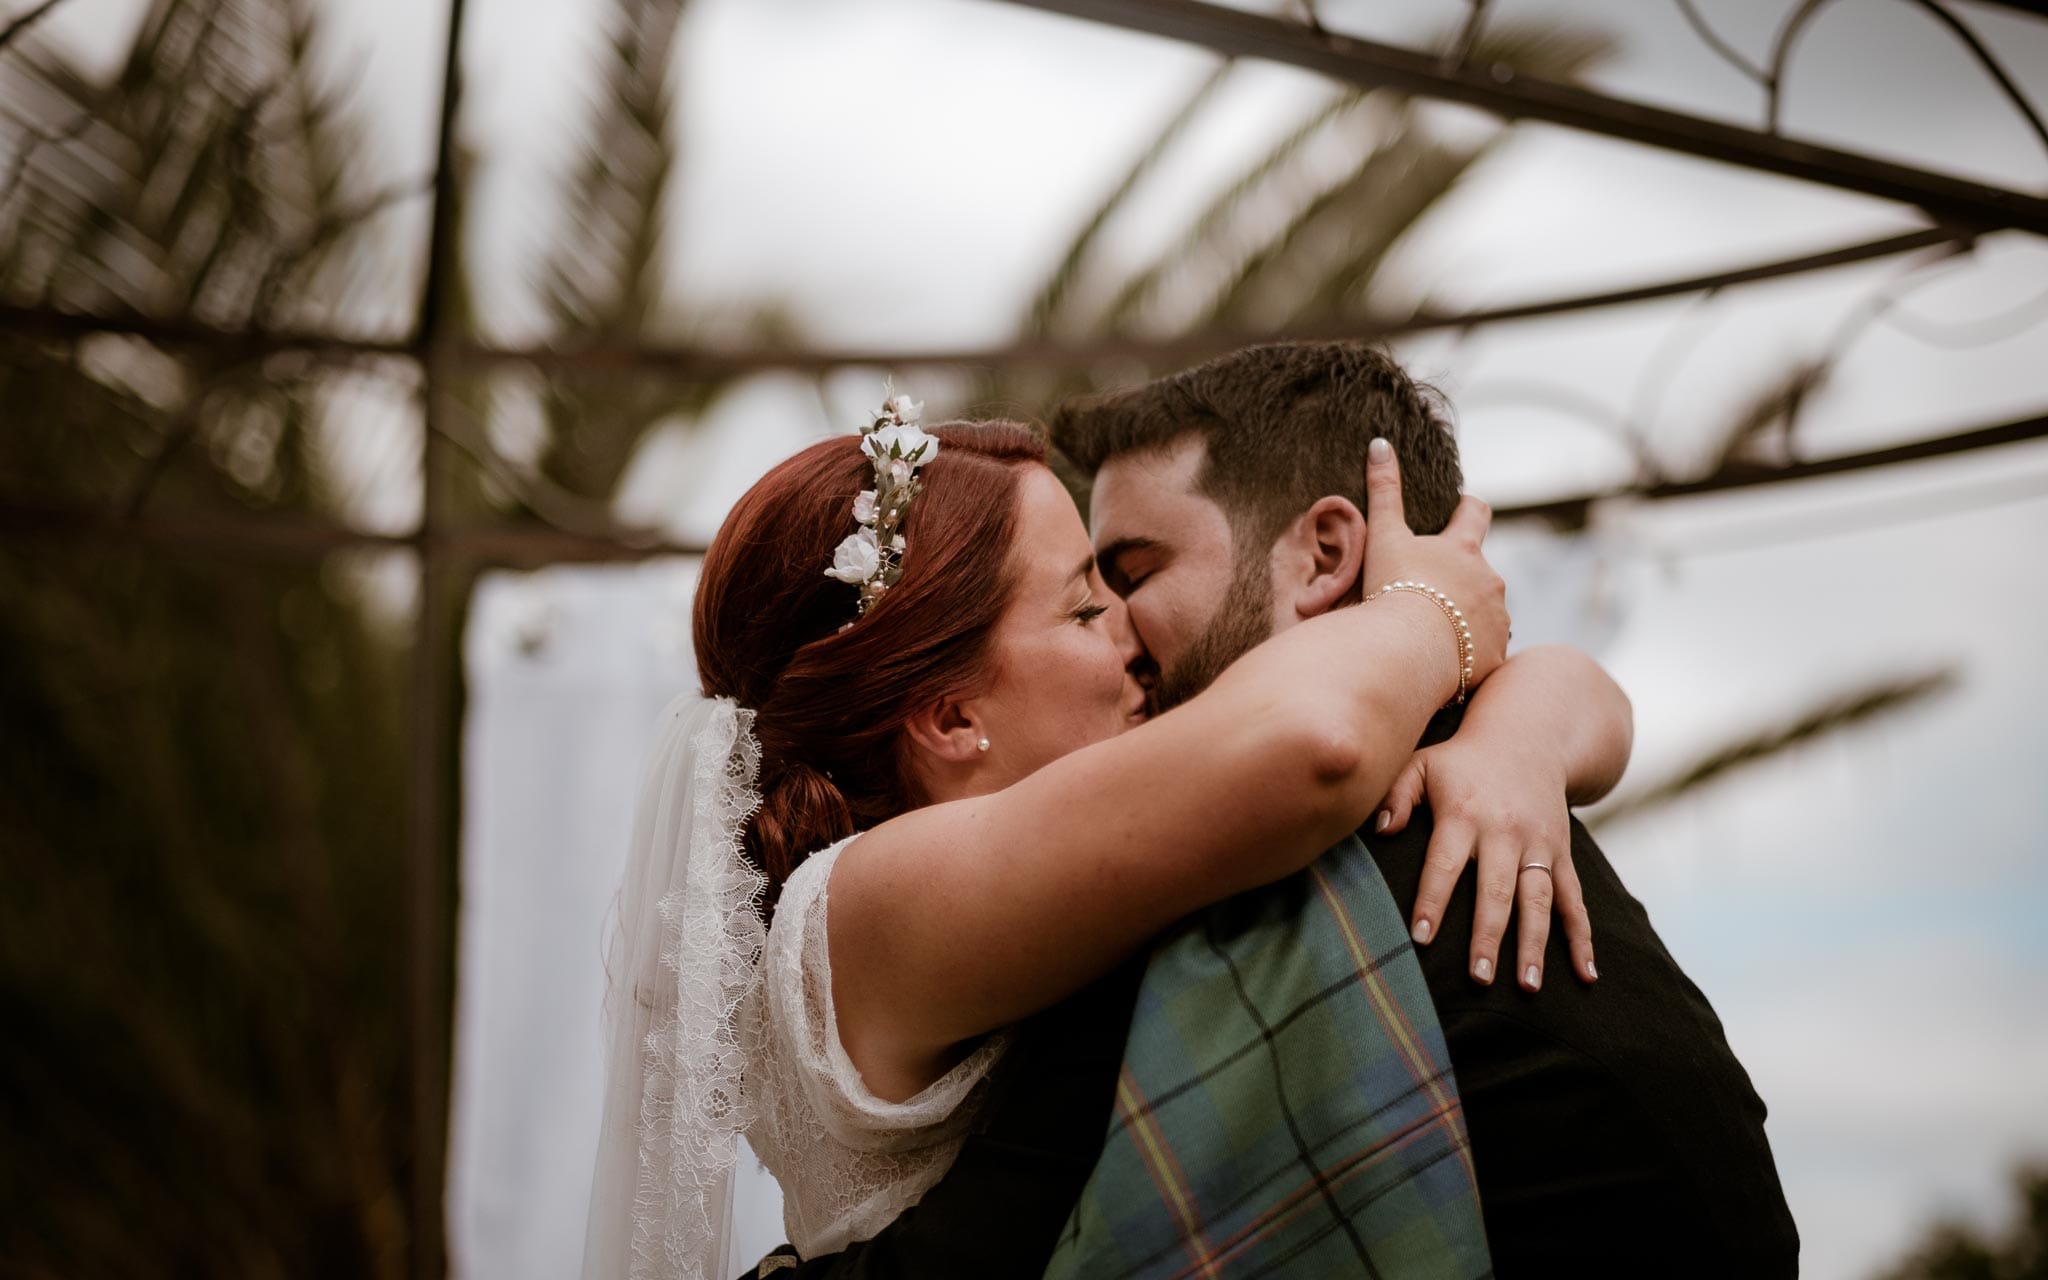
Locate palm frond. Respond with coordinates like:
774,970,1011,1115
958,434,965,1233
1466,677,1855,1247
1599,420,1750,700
978,13,1615,429
1197,110,1489,331
1588,669,1957,831
1090,85,1371,335
536,0,685,339
530,0,716,503
1026,59,1235,338
1699,358,1831,474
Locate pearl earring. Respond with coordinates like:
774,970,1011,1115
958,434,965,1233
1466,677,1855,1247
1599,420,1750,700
976,737,991,753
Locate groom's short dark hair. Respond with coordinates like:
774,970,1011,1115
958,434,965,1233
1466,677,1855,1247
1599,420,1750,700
1049,341,1464,550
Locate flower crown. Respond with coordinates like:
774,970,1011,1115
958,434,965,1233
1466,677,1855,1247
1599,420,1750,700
824,384,938,622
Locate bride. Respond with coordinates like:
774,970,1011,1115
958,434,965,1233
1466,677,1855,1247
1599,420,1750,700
584,396,1593,1278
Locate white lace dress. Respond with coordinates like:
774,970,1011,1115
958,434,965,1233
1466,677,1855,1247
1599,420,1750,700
741,835,1006,1258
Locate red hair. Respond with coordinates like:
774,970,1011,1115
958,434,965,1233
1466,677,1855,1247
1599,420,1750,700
693,422,1047,914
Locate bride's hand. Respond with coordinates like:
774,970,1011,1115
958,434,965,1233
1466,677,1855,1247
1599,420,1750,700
1374,736,1597,991
1360,437,1509,697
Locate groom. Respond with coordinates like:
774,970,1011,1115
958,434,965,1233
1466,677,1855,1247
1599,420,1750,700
758,342,1797,1277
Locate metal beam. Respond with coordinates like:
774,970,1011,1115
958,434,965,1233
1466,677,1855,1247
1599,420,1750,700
1399,226,1969,329
10,410,2041,551
1494,409,2048,524
1963,0,2048,19
408,0,466,1272
0,224,1973,380
0,500,700,563
987,0,2048,237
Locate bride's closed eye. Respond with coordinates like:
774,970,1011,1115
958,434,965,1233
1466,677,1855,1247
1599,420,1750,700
1072,602,1110,625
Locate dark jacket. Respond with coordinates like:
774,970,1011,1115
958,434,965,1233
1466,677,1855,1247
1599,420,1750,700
755,716,1798,1278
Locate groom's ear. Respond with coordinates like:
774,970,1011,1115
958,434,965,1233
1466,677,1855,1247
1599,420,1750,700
1281,495,1367,622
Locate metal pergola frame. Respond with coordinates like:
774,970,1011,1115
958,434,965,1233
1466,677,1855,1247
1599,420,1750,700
5,0,2048,1273
1000,0,2048,234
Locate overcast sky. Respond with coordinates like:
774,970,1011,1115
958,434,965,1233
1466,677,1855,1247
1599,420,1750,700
22,1,2048,1276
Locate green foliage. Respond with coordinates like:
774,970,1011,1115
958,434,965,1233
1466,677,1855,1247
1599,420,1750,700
1,1,423,1271
1875,1165,2048,1280
0,544,413,1278
0,0,715,1271
529,0,693,502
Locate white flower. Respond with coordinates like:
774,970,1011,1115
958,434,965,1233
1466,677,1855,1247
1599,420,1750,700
824,527,881,584
903,427,937,465
860,425,897,459
890,533,906,552
862,423,938,468
888,457,912,484
852,489,878,526
881,392,923,424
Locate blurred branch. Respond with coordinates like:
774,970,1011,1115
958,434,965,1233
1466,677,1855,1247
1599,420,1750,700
1630,238,1977,486
120,369,245,518
0,108,93,214
1763,240,1977,444
1027,59,1233,334
0,0,72,54
1874,1162,2048,1280
1588,670,1957,831
1053,16,1610,345
529,0,696,502
434,401,669,547
1703,358,1829,472
252,174,434,326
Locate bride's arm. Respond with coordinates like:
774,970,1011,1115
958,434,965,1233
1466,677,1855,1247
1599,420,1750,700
1377,647,1632,992
831,445,1508,1098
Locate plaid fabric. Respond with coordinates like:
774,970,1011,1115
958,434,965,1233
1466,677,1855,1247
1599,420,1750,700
1044,835,1492,1280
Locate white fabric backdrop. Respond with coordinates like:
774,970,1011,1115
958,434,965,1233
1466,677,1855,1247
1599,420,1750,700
448,560,786,1280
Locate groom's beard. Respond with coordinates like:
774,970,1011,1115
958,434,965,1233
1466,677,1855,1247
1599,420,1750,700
1153,549,1274,714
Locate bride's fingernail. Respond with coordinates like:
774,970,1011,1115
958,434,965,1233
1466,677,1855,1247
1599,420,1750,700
1524,965,1540,989
1412,917,1432,945
1369,437,1391,462
1375,811,1391,833
1473,957,1492,983
1586,960,1599,981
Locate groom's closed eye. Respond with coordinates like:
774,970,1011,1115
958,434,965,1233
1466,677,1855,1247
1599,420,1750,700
1097,536,1162,597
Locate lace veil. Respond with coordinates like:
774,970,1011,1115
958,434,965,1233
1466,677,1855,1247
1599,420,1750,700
583,693,767,1280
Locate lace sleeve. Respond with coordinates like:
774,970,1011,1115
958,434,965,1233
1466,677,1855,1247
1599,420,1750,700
758,839,1004,1154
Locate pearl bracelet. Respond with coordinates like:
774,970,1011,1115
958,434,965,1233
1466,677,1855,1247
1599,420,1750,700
1363,579,1474,706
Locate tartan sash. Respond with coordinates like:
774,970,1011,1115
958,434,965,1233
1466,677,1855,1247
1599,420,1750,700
1044,835,1493,1280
